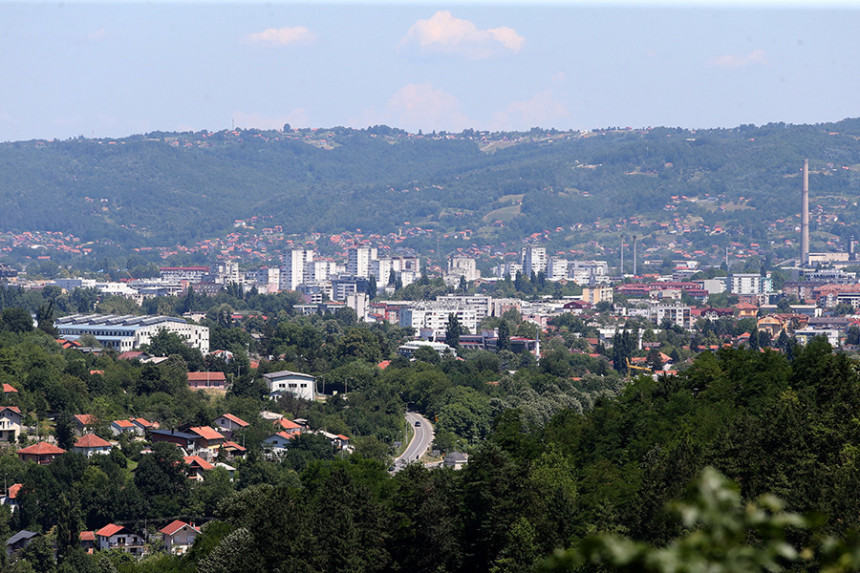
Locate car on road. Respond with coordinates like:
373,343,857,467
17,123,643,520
414,420,421,426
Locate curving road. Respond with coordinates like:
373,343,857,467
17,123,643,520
392,412,433,472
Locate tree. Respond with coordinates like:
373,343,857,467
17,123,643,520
1,307,33,333
497,320,511,352
544,466,860,573
446,313,462,350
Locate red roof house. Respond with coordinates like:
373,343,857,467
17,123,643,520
18,442,66,464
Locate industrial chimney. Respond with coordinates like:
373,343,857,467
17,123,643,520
801,159,809,267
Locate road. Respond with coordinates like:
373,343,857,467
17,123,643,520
392,412,433,472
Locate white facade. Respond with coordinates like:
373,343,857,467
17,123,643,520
347,247,378,278
264,370,317,401
521,246,547,277
569,260,610,285
730,273,772,295
54,314,210,354
447,256,480,282
400,304,478,338
436,295,492,323
649,304,693,330
280,248,314,291
371,258,394,289
546,257,570,281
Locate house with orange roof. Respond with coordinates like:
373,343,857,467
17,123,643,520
212,413,249,435
110,419,140,437
74,414,96,435
187,371,227,390
274,417,302,434
160,520,201,555
734,302,759,319
264,431,300,451
220,440,247,460
18,442,65,464
130,417,158,433
73,434,113,457
2,383,18,395
1,483,22,513
79,530,96,552
0,406,22,442
183,455,214,481
95,523,145,555
188,426,225,451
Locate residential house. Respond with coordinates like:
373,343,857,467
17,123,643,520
79,530,96,553
274,417,302,434
1,483,22,513
17,442,65,464
94,523,145,555
73,433,113,457
110,419,140,437
74,414,96,436
2,383,18,397
220,441,247,461
160,520,201,555
443,452,469,470
735,302,759,319
0,406,22,442
213,413,249,437
6,530,39,558
189,426,225,454
264,431,299,451
149,429,198,452
187,371,227,390
184,455,214,481
130,417,158,433
263,370,317,401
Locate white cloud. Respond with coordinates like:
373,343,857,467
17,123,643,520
245,26,316,47
709,48,768,69
385,82,470,132
232,109,309,130
400,11,524,59
87,28,109,41
491,91,569,131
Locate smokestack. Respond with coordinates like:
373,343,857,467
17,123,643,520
801,159,810,266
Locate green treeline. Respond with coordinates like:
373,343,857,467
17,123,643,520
4,121,860,252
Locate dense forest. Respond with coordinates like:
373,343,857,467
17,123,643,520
3,121,860,254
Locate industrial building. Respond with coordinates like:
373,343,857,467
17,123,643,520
54,314,210,354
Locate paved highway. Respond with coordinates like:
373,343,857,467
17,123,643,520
392,412,433,472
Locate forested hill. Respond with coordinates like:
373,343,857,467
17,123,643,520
3,120,860,248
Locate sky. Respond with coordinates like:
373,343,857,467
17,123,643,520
2,1,860,141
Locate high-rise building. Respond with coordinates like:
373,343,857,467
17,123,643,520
521,246,547,277
280,248,314,291
347,247,378,278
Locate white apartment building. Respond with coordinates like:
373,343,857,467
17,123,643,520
371,258,394,289
214,262,241,285
400,304,478,339
255,267,280,293
649,304,693,330
494,262,523,278
521,246,547,277
55,314,210,353
347,247,378,278
447,256,480,282
280,248,314,291
436,294,492,323
582,285,614,305
570,260,610,285
547,257,570,281
729,273,772,295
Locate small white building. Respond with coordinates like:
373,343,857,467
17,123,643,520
94,524,145,556
263,370,317,401
160,520,201,556
0,407,22,442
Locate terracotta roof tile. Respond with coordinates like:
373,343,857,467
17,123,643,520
18,441,66,455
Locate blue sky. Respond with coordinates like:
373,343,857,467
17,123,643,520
1,1,859,141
